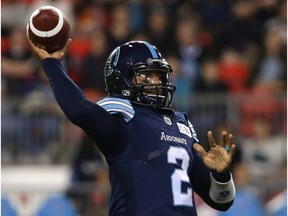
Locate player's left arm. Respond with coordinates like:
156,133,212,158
191,131,236,211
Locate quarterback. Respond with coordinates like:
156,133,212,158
28,38,236,216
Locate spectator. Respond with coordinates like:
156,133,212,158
68,135,108,215
194,57,228,93
264,0,286,54
192,0,231,50
70,135,107,185
251,25,286,94
215,0,262,52
145,5,175,54
2,27,39,97
192,0,231,28
1,27,43,163
81,27,108,101
175,14,203,90
1,0,28,36
17,79,63,164
218,48,250,93
240,118,286,181
65,2,105,86
127,0,145,33
108,2,131,49
167,53,191,112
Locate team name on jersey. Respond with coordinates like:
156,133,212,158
160,131,187,145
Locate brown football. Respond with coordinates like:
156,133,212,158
27,6,70,53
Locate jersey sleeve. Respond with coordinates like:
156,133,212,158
42,58,129,155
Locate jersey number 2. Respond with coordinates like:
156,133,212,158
167,146,193,207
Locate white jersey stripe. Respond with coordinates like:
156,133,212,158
106,109,134,119
98,101,133,110
97,97,135,122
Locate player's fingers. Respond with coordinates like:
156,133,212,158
193,143,207,158
27,40,43,59
26,35,51,60
26,30,31,42
224,133,234,151
67,38,72,45
207,131,217,147
26,36,36,50
62,38,72,51
34,46,51,60
227,133,234,146
228,144,236,158
26,33,38,51
220,131,227,147
55,38,72,59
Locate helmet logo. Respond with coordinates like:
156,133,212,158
147,58,153,65
105,47,120,76
146,58,168,65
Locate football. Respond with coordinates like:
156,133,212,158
27,6,70,53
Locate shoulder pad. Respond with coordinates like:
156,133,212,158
97,97,135,122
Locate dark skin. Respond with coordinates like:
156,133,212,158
194,131,236,173
27,36,236,175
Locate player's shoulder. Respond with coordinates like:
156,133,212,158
97,96,135,122
174,110,189,122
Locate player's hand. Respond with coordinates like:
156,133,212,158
193,131,236,174
26,34,72,61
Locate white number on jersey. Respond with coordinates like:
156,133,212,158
167,146,193,206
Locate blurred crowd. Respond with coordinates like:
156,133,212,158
1,0,287,215
2,0,287,98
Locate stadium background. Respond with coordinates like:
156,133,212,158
1,0,287,215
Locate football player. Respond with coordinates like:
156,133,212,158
28,38,236,216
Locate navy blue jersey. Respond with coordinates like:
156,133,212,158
42,58,232,216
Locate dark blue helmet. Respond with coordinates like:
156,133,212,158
104,41,175,108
